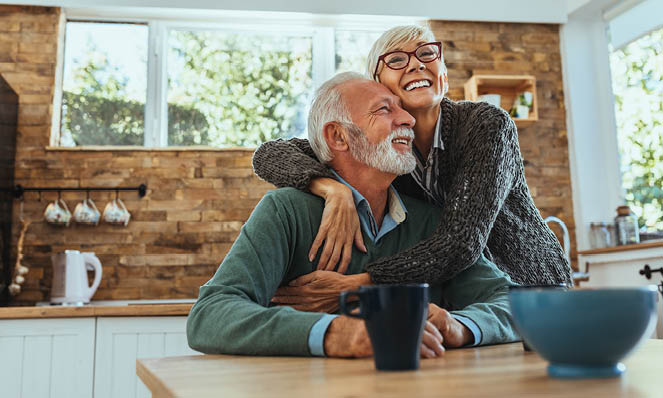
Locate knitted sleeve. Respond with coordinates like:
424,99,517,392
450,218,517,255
366,106,520,284
252,138,335,190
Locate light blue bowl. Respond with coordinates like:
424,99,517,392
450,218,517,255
509,286,658,378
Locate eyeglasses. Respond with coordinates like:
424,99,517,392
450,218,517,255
373,42,442,80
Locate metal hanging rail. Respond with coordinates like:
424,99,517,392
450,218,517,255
8,184,148,199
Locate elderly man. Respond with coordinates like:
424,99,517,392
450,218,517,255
187,72,518,358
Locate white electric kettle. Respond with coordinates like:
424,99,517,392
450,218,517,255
50,250,103,305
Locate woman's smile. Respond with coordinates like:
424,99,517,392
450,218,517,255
404,79,432,91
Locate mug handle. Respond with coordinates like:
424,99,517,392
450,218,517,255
116,198,131,226
87,198,99,212
58,198,70,213
116,198,128,212
339,289,365,319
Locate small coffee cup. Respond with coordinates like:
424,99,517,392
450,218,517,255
339,283,429,371
103,198,131,226
74,198,101,226
44,198,72,227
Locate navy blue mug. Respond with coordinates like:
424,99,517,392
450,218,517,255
339,284,429,371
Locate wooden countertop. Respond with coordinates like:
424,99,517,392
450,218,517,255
578,239,663,255
0,303,193,319
137,340,663,398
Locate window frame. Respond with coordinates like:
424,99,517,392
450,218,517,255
58,8,408,149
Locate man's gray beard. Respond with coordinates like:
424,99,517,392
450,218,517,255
348,127,417,175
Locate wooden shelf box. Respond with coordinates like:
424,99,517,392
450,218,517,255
463,74,538,129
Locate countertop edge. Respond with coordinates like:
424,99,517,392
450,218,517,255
578,240,663,256
0,303,194,319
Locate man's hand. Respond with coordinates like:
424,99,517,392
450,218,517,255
324,316,372,358
427,304,474,348
324,317,446,359
421,321,446,358
272,271,371,313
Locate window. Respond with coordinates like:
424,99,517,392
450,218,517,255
610,27,663,230
58,14,395,148
60,22,148,146
335,30,383,74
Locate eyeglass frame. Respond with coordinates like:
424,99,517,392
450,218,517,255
373,42,443,80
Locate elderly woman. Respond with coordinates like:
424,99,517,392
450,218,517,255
252,25,571,307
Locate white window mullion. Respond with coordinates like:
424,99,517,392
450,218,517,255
145,21,168,147
145,20,159,147
157,24,169,147
312,27,335,91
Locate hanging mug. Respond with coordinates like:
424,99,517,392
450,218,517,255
44,198,72,227
74,198,101,226
103,198,131,226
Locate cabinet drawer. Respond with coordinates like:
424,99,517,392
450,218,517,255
582,255,663,339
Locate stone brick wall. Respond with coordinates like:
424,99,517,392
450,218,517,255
1,6,576,305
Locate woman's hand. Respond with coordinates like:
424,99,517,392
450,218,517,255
308,178,367,273
271,271,371,313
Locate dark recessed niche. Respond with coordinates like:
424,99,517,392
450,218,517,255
0,74,18,306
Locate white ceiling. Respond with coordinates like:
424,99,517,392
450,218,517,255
0,0,630,24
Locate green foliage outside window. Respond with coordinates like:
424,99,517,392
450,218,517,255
62,92,209,146
167,30,312,147
610,27,663,230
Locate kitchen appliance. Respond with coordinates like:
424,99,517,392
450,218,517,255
50,250,103,305
0,74,18,305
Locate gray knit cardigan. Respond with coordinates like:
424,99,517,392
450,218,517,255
252,98,572,286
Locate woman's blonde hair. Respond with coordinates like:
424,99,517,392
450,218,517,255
366,24,446,82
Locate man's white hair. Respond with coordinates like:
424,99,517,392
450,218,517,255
308,71,370,163
366,24,446,82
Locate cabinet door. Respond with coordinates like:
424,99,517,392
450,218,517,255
0,318,95,398
583,254,663,339
94,316,200,398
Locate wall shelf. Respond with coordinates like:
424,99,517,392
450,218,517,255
463,74,538,129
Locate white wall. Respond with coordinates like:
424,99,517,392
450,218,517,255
609,0,663,49
560,0,624,250
0,0,573,23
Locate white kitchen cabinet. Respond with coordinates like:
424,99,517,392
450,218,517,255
93,316,200,398
579,244,663,339
0,318,96,398
0,315,199,398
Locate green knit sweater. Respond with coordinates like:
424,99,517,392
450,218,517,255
187,188,518,356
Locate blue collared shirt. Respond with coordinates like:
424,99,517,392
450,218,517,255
307,173,481,356
331,170,408,243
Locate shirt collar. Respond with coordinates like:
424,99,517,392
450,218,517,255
432,109,444,150
330,170,408,224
